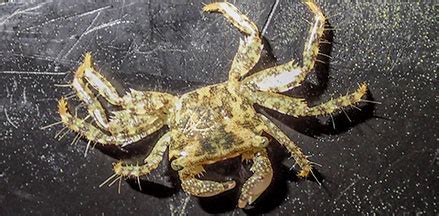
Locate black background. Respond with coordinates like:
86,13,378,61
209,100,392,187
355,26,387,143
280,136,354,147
0,0,437,215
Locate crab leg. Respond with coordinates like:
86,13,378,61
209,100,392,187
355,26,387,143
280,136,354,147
61,53,176,145
257,114,312,178
71,53,110,130
107,110,164,137
179,166,236,197
203,2,262,81
239,149,273,208
242,0,326,92
251,83,368,117
121,89,176,116
77,53,123,106
59,96,168,146
301,0,326,71
71,53,175,129
58,97,143,145
111,132,171,179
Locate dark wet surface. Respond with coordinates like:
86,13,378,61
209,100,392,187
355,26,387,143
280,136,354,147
0,0,437,215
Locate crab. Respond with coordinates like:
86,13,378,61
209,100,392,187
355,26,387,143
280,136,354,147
57,0,368,208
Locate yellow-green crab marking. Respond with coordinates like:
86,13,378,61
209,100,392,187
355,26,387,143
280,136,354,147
58,0,368,208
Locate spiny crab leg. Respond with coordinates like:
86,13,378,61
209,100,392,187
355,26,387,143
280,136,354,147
302,0,326,73
257,114,313,178
107,110,164,139
242,0,327,92
58,52,176,146
71,53,175,130
58,97,135,145
109,132,171,179
79,53,123,106
203,2,262,81
58,96,167,146
71,53,110,130
250,83,368,117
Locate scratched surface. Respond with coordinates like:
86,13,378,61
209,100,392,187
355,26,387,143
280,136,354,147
0,0,437,215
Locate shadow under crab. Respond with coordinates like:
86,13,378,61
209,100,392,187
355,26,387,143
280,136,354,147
57,0,369,209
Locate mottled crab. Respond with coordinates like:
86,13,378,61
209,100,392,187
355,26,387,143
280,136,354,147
57,0,367,208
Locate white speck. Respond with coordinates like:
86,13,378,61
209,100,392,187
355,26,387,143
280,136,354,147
175,100,182,110
180,151,188,157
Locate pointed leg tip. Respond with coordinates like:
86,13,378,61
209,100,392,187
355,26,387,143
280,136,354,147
83,52,93,67
360,82,368,89
58,96,67,106
297,169,310,178
303,0,325,17
112,161,124,174
202,3,219,12
358,82,368,95
84,51,92,58
58,97,69,117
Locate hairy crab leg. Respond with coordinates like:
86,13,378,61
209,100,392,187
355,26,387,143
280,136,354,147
251,83,368,117
60,53,176,146
242,0,326,92
59,97,167,146
239,149,273,208
121,88,176,116
301,0,326,73
110,132,171,179
58,97,142,145
179,166,236,197
71,53,175,129
108,110,165,138
78,53,178,114
77,53,176,112
257,114,313,178
79,53,123,106
242,60,303,92
71,53,110,130
203,2,262,81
